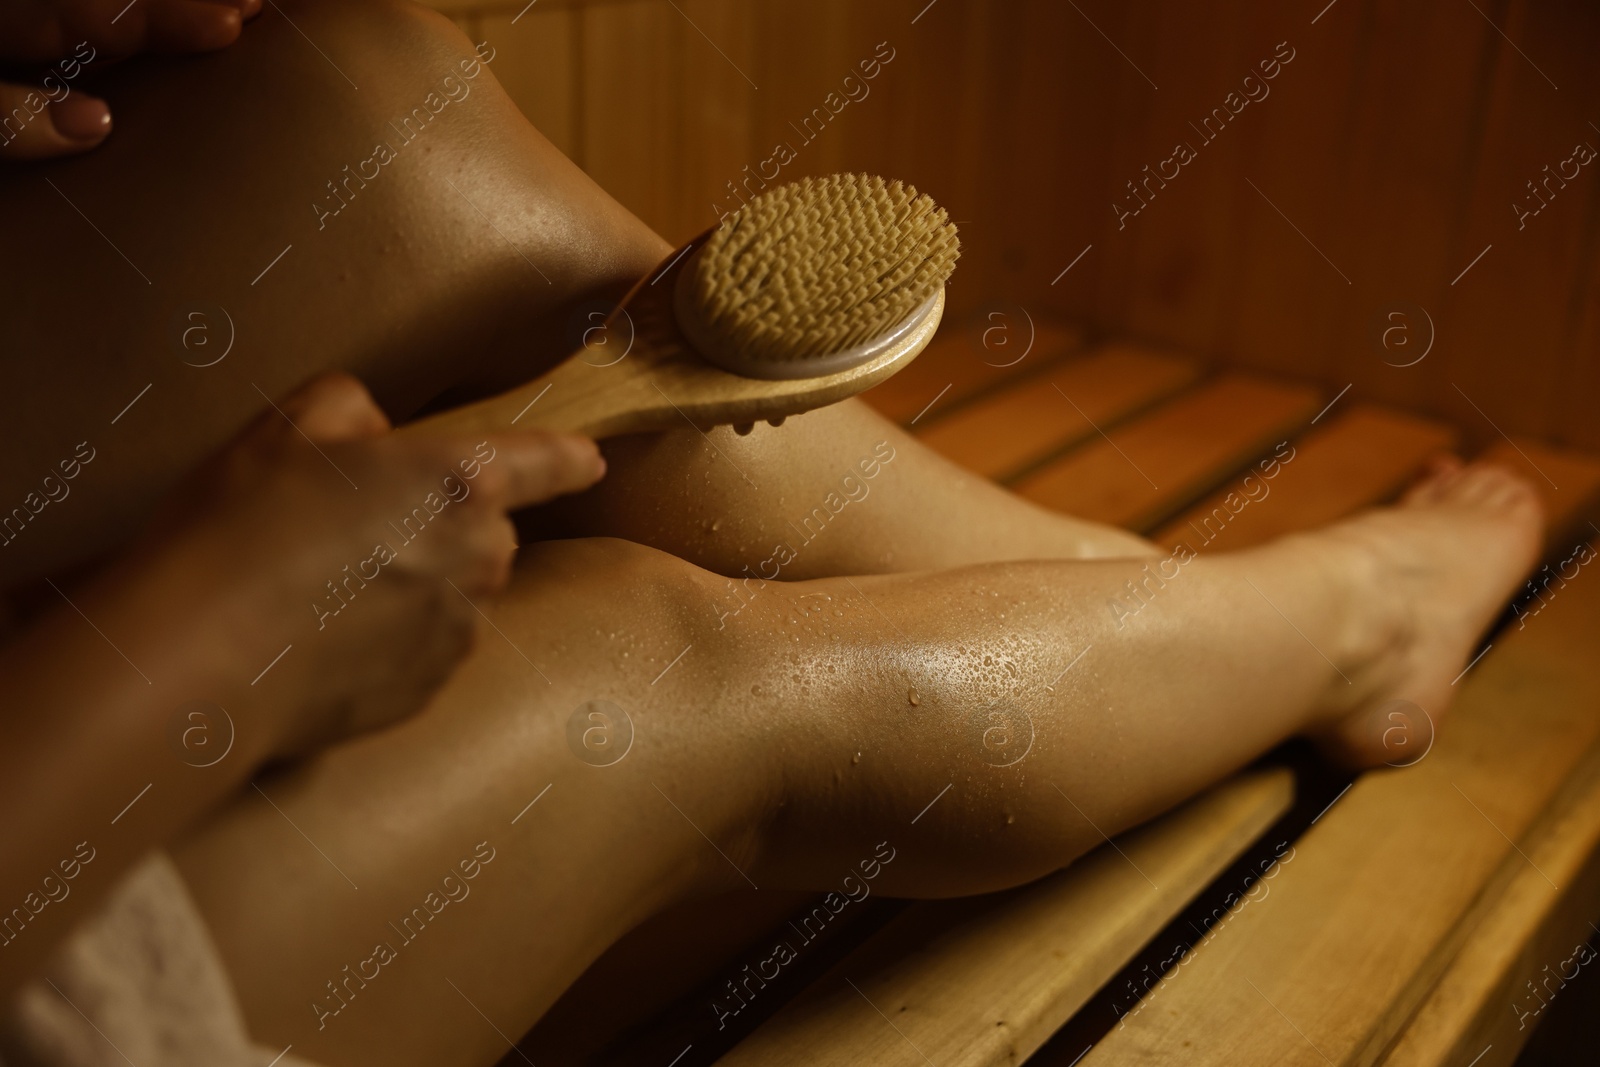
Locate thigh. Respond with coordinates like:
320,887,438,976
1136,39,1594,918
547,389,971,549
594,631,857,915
0,0,669,587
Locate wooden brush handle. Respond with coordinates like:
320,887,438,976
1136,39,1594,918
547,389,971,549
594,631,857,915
400,352,673,440
400,283,948,442
401,239,708,440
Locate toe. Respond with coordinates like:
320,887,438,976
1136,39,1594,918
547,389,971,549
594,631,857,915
1484,469,1529,510
1446,465,1505,506
1402,455,1463,506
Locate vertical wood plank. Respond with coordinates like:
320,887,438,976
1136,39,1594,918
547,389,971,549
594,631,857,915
1557,204,1600,449
580,0,684,237
1090,0,1254,362
1428,0,1598,449
973,0,1122,328
481,5,580,162
450,10,480,43
1205,0,1370,385
1304,1,1492,419
673,0,758,240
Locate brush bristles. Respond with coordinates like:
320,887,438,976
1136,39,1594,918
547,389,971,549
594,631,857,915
682,174,960,368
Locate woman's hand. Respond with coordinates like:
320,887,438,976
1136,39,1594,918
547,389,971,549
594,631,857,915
141,372,607,756
0,369,602,996
0,0,260,160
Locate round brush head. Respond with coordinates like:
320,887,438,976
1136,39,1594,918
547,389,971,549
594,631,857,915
673,173,960,380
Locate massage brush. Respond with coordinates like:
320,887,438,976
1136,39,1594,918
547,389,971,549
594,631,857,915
402,173,959,439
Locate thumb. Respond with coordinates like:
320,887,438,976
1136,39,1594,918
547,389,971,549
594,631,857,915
0,83,111,161
480,432,607,510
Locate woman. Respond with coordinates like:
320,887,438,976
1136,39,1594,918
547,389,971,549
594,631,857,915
0,2,1543,1064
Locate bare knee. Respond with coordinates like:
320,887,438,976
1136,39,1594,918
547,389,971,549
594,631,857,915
275,0,474,54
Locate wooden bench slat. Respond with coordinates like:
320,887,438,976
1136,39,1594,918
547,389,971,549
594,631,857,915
1083,547,1600,1067
914,344,1199,483
1380,735,1600,1067
1150,404,1458,555
1013,376,1322,532
862,318,1085,426
714,770,1293,1067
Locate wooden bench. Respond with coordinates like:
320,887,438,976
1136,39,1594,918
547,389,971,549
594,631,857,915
550,313,1600,1067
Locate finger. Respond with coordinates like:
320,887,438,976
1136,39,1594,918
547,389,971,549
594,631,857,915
144,0,245,52
478,433,607,510
0,83,110,161
218,0,264,22
277,373,393,442
0,0,254,61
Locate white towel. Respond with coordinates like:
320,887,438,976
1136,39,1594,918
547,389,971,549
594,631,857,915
2,852,325,1067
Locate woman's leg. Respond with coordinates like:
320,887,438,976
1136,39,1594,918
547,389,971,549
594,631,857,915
0,0,1148,594
0,0,668,587
171,464,1542,1067
533,398,1164,580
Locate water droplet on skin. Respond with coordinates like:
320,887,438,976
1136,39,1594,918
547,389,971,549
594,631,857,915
908,687,921,707
1005,812,1015,825
851,752,861,765
712,518,723,532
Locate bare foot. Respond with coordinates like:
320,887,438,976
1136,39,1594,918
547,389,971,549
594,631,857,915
1310,460,1544,767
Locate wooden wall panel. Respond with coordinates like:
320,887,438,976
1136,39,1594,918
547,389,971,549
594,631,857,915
748,0,859,185
1561,215,1600,448
668,0,758,239
1213,0,1374,387
1428,0,1600,448
984,1,1128,328
1087,0,1256,364
433,0,1600,448
481,5,580,161
578,0,685,238
1302,1,1492,418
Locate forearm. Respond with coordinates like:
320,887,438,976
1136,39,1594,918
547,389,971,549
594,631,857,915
0,539,278,998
